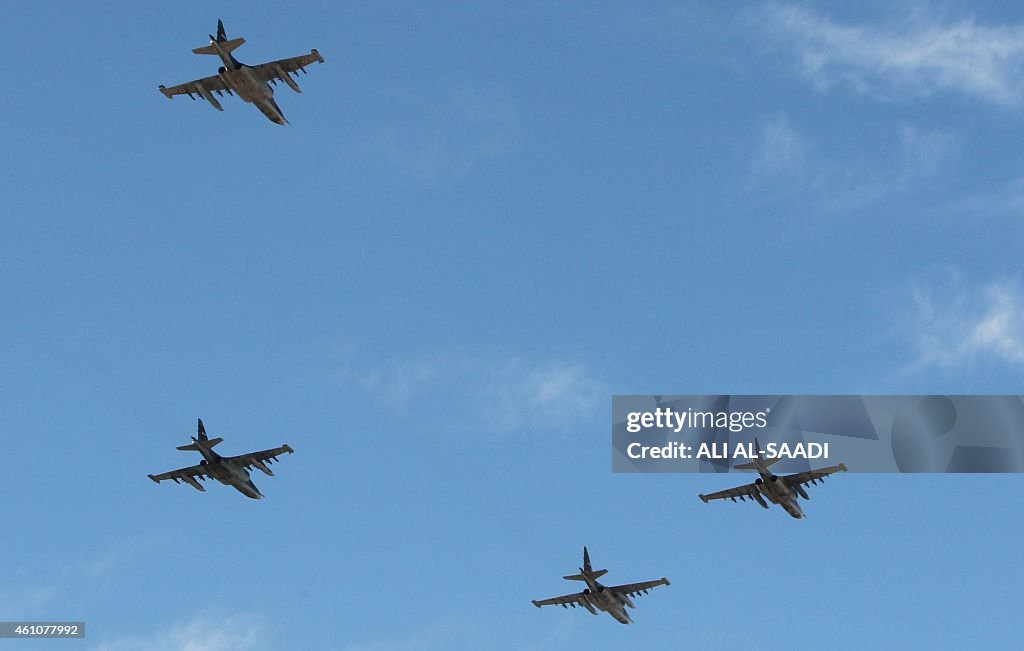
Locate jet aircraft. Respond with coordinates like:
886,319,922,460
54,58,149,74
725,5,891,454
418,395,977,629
531,547,669,625
698,438,846,519
159,20,324,125
148,419,293,499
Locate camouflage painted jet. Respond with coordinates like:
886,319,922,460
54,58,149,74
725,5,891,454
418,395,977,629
699,438,847,519
159,20,324,125
532,547,669,625
148,419,293,499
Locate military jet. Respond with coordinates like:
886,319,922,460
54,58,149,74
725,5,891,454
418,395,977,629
698,438,846,519
148,419,293,499
159,20,324,125
532,547,669,625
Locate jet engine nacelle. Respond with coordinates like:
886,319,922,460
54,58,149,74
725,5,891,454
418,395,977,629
217,69,238,95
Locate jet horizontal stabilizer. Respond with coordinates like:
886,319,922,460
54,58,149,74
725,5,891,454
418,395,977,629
193,37,245,56
734,456,782,470
176,436,223,451
563,568,607,581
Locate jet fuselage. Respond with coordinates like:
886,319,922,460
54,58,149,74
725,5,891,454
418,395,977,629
752,461,804,519
188,437,264,499
206,38,287,125
574,571,634,624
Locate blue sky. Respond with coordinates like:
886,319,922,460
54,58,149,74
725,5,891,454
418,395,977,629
2,2,1024,649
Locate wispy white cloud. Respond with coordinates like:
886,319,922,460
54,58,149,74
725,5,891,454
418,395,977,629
908,277,1024,369
747,114,960,211
759,3,1024,106
944,175,1024,219
750,114,806,183
341,617,575,651
0,585,57,620
94,614,268,651
896,125,962,182
0,544,140,622
337,346,605,434
485,357,606,431
369,83,519,184
341,622,472,651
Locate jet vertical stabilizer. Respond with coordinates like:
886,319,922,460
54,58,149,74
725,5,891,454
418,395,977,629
176,419,224,450
563,547,608,580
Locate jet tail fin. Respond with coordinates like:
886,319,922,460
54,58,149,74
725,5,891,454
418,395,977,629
735,439,780,470
566,546,608,580
193,37,245,55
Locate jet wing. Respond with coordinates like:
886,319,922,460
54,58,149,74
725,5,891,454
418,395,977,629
783,463,848,488
531,592,588,609
250,50,325,85
158,74,230,100
147,464,211,491
225,444,294,474
609,578,671,597
698,482,760,503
